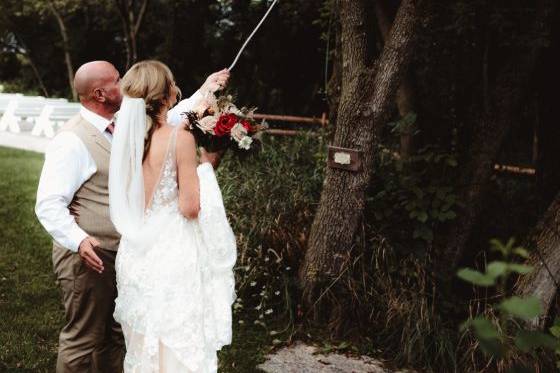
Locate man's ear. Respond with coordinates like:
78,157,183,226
93,88,106,103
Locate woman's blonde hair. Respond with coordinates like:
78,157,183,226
120,60,182,158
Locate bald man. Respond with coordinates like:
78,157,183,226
35,60,230,372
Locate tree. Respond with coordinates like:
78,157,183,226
440,0,558,277
112,0,149,69
0,33,49,96
299,0,422,327
515,192,560,329
374,0,416,158
44,0,79,100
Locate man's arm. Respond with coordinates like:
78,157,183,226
35,132,95,252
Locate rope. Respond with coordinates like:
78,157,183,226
228,0,279,71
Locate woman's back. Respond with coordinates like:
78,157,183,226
143,125,177,211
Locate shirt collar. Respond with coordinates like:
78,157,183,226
80,105,113,134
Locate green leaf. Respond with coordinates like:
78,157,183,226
515,330,559,352
513,247,530,259
457,268,496,286
550,318,560,338
479,338,505,358
499,296,542,320
486,261,508,279
417,211,428,223
508,264,533,275
490,239,508,257
470,317,500,340
462,318,505,357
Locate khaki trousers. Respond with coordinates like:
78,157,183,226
53,244,125,373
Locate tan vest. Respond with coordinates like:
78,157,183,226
54,114,121,252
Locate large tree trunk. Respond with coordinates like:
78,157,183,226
440,0,557,276
374,0,416,158
114,0,149,69
299,0,420,327
515,192,560,329
46,0,76,101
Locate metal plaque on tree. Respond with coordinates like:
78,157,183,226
327,146,362,172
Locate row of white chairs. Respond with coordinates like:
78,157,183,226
0,93,81,138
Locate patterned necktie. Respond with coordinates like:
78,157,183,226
105,122,115,135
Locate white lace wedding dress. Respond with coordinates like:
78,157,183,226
113,127,237,373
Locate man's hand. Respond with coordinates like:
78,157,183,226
78,236,104,274
200,148,226,169
201,69,230,94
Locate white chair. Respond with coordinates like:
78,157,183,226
32,103,80,138
0,94,23,117
0,96,68,133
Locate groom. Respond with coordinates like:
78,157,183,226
35,60,229,372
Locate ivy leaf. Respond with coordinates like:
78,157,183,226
467,317,500,339
508,264,533,275
457,268,495,286
513,247,530,259
499,296,542,320
486,261,508,279
515,330,559,352
461,317,504,357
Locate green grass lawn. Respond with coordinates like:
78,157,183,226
0,146,269,372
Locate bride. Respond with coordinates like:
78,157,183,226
108,60,237,372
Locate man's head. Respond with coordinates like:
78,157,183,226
74,61,122,119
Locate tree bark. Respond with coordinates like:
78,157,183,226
374,0,416,158
441,0,557,276
46,0,76,101
300,0,420,325
515,192,560,329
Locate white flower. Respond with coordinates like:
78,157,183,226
250,281,257,287
230,122,248,142
238,136,253,150
274,291,280,296
197,116,218,134
265,308,273,315
255,305,262,310
270,330,278,336
238,320,245,324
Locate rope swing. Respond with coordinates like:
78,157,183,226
228,0,280,72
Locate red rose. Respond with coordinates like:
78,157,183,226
214,113,238,137
241,120,252,133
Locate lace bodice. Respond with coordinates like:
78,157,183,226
145,127,179,217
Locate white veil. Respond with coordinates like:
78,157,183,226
108,96,148,244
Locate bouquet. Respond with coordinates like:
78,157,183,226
181,93,264,155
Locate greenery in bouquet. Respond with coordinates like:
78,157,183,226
181,93,265,156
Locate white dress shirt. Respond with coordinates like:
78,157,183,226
35,90,204,252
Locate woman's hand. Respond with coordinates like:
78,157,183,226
200,148,226,169
201,69,230,94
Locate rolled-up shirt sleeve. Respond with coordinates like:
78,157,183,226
167,89,205,126
35,132,96,252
